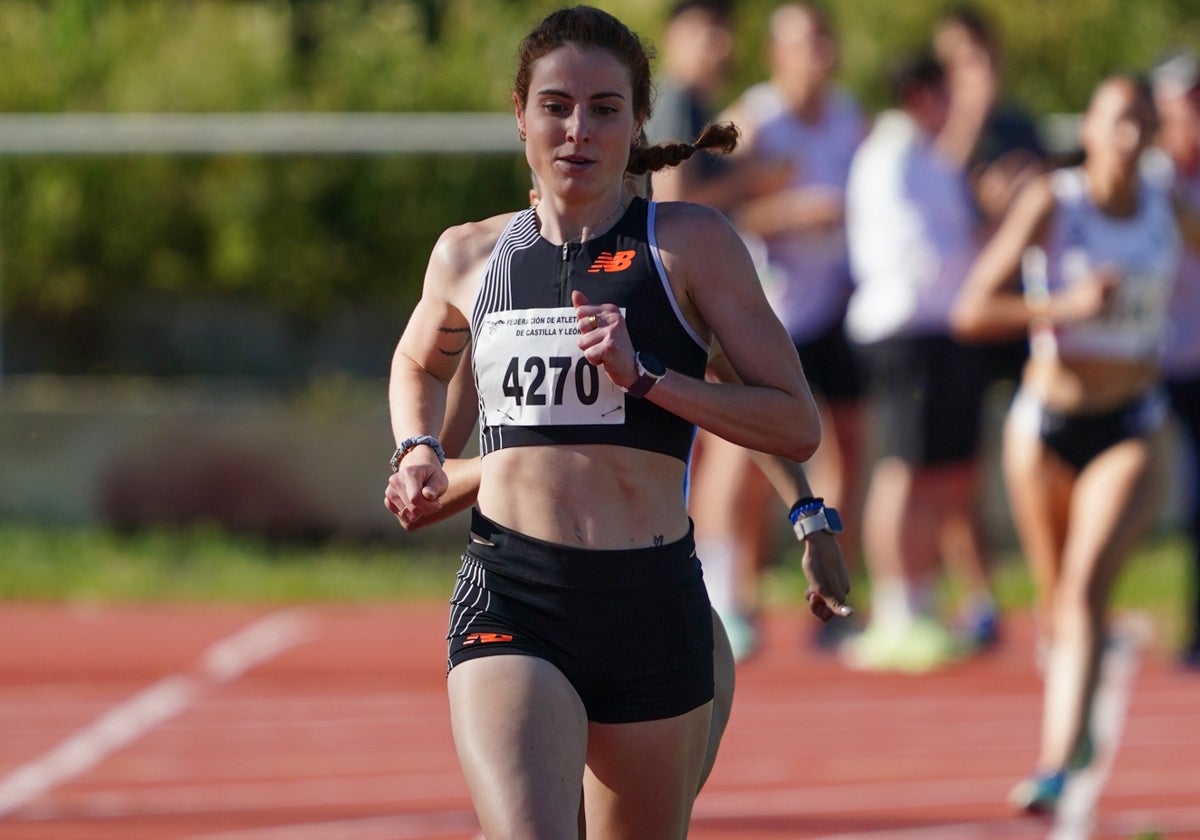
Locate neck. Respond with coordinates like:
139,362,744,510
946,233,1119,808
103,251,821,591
537,189,630,244
787,87,826,124
1085,161,1139,217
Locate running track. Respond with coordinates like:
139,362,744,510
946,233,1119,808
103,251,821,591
1,603,1197,839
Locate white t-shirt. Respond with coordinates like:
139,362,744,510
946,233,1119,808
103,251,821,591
844,110,978,344
1142,147,1200,376
737,84,865,341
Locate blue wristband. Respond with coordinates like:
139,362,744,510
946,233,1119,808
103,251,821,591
788,496,824,525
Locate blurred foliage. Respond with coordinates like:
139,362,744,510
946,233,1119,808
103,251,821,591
0,0,1196,374
715,0,1200,114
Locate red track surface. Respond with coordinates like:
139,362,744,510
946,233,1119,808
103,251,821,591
0,602,1197,839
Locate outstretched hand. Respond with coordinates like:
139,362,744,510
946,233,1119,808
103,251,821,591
800,532,853,623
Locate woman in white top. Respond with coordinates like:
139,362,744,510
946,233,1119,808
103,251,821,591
953,75,1195,814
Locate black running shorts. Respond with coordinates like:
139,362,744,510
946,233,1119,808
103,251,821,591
446,508,715,724
860,334,987,466
793,318,865,404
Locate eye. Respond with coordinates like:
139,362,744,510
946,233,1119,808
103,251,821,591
541,101,569,115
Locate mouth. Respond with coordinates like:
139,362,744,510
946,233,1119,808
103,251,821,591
557,154,597,169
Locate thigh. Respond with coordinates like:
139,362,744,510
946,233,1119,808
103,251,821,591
448,655,588,839
1002,401,1074,599
699,608,735,793
1061,428,1168,602
582,701,713,840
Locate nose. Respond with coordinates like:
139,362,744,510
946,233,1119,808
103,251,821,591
564,105,590,144
1114,118,1143,153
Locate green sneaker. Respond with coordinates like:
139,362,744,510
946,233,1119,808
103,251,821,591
722,611,760,663
892,618,960,673
841,618,958,674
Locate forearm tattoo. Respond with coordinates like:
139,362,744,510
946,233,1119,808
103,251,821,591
437,325,470,358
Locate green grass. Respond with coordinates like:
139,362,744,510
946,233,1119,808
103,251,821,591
764,531,1196,651
0,522,456,604
1,521,1195,651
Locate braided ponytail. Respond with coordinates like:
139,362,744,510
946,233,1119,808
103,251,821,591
627,121,740,176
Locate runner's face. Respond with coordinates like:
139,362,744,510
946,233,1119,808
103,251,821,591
1084,80,1153,166
517,45,640,201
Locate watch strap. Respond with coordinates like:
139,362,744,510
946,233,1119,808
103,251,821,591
623,351,665,399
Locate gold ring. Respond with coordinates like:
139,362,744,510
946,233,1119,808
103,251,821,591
589,315,599,329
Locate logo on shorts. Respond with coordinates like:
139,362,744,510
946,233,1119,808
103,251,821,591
462,632,514,645
588,250,636,273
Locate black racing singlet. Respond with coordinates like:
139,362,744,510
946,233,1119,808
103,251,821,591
470,197,709,462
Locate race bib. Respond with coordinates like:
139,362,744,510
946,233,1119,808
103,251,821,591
475,307,626,426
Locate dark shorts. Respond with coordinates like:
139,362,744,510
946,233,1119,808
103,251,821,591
794,318,865,404
1167,374,1200,453
446,509,715,724
1011,387,1169,473
860,334,987,466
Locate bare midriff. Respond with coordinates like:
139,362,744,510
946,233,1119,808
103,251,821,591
476,444,691,549
1022,354,1160,414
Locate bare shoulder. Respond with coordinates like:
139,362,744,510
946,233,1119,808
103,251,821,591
651,200,759,334
429,212,516,278
652,201,746,278
1004,173,1058,241
1014,173,1056,219
423,211,519,310
653,200,738,251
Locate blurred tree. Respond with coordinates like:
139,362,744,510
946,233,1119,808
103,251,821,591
0,0,1195,379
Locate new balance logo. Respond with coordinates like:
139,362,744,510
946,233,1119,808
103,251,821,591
462,632,514,645
588,250,636,273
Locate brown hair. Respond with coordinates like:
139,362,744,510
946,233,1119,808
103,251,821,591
514,5,739,175
627,121,740,175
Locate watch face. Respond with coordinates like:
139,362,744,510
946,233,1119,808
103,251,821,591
824,507,844,534
638,351,667,378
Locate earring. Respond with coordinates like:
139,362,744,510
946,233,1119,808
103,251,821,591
519,130,527,142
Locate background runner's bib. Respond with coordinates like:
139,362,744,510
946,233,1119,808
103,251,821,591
1024,166,1180,361
475,306,625,427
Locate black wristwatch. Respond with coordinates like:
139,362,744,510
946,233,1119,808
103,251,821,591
620,351,667,398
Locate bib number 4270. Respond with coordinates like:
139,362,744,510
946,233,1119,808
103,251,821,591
502,355,600,406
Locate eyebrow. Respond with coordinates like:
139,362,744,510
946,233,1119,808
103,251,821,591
535,88,627,101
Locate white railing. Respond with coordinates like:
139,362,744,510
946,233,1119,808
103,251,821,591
0,112,524,155
0,110,1082,388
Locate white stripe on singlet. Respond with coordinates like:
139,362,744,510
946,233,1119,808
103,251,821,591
471,209,540,457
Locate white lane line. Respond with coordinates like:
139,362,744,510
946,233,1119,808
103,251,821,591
200,609,315,683
190,811,481,840
0,608,314,818
812,804,1200,840
818,817,1049,839
0,675,197,817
